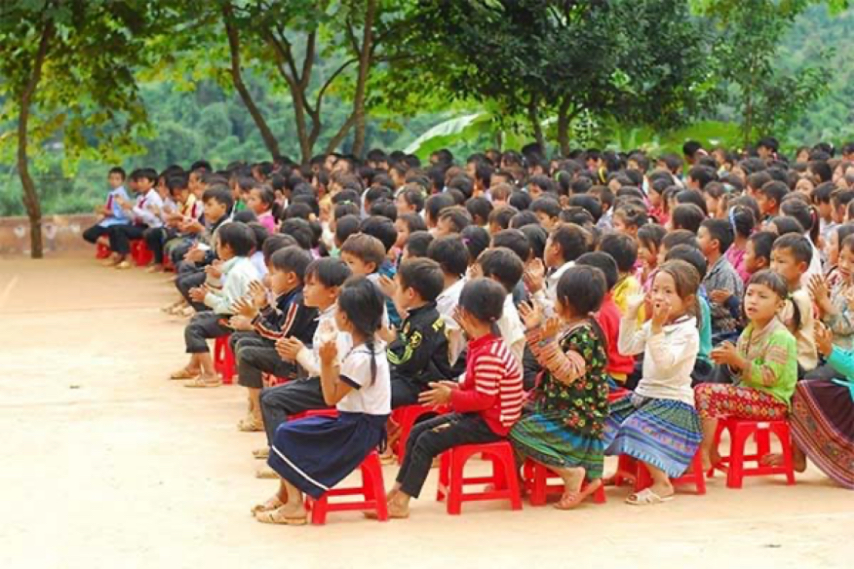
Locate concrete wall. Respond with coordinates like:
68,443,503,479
0,214,99,257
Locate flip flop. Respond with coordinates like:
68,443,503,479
251,495,285,515
169,367,199,380
237,417,264,432
254,505,307,526
625,488,674,506
252,447,270,460
184,376,223,388
554,479,603,510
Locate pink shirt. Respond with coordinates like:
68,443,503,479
726,245,749,284
257,212,277,233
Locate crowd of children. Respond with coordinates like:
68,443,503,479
85,137,854,524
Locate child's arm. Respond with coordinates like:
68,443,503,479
319,343,352,406
525,328,586,385
735,332,796,389
449,354,500,412
205,268,253,315
617,316,647,356
296,346,321,377
827,345,854,380
646,327,698,372
387,325,433,378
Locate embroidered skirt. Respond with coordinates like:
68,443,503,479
694,383,789,421
790,380,854,489
510,411,606,479
604,393,702,478
268,411,388,499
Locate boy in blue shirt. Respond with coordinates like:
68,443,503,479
83,167,130,250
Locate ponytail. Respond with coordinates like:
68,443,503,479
365,338,378,386
808,205,820,246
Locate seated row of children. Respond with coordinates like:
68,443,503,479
86,139,854,525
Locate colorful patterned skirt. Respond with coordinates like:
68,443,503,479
604,393,702,478
790,380,854,489
509,411,606,479
268,412,388,499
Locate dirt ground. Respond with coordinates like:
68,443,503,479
0,253,851,569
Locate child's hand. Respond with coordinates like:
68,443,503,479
518,300,544,330
319,339,338,364
543,316,562,339
205,262,223,280
709,290,732,305
626,292,647,320
276,337,304,361
650,298,671,333
523,258,546,294
377,274,398,299
710,341,738,366
189,286,207,303
453,306,477,339
378,325,397,344
418,381,453,406
845,287,854,312
808,274,832,314
184,247,205,263
232,297,259,319
814,321,834,358
228,315,254,331
248,280,269,309
467,263,483,280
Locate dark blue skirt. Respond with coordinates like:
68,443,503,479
268,412,388,499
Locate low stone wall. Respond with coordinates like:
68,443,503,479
0,214,99,257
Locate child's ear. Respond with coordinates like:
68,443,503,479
367,262,378,274
797,261,808,273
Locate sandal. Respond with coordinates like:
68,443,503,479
625,488,673,506
554,479,603,510
184,376,223,388
251,495,285,515
238,416,264,432
252,447,270,460
115,260,133,270
169,367,199,380
254,504,307,526
256,465,278,479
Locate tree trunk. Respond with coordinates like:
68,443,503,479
527,95,545,154
18,21,54,259
349,0,377,158
223,4,281,158
556,97,574,157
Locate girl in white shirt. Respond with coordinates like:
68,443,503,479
253,277,390,525
604,260,703,506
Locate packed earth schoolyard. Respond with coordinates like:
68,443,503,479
76,139,854,527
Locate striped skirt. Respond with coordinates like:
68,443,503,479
790,380,854,489
604,393,702,478
509,411,606,479
268,412,388,499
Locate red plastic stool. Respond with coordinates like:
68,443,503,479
521,459,606,506
612,454,639,487
634,451,706,494
213,335,235,384
709,418,796,489
130,239,153,267
305,451,388,525
436,441,523,515
95,240,111,259
392,404,446,464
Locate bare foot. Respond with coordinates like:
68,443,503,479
700,448,722,473
761,452,807,472
386,499,410,519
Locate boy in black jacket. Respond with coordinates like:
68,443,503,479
231,246,318,431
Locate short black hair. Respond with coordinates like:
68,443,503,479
665,244,708,280
341,233,386,269
671,203,706,233
459,278,505,324
109,166,127,179
772,233,813,265
662,229,699,251
280,218,314,250
550,223,589,263
488,206,518,230
530,196,561,219
334,214,361,246
748,231,776,267
438,206,473,233
399,187,425,212
398,258,445,302
700,218,734,254
217,222,255,257
305,257,351,288
598,233,637,272
425,193,455,223
556,265,607,317
492,229,531,262
369,198,398,221
270,245,313,281
509,210,540,229
202,187,234,212
520,224,548,260
397,212,427,233
428,235,469,277
477,247,524,293
508,191,532,211
757,180,789,206
568,194,602,221
688,165,718,189
614,203,649,228
263,233,299,264
404,231,434,259
637,223,666,253
676,190,708,214
465,196,493,226
576,251,618,290
360,215,397,253
460,225,490,263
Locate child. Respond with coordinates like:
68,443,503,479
814,181,837,245
637,224,666,289
576,252,635,387
171,222,258,388
599,233,643,322
530,197,562,232
253,277,390,525
247,185,278,233
385,258,454,408
755,181,788,220
667,203,705,234
698,218,744,343
744,231,775,276
340,233,401,327
725,205,755,284
230,247,318,430
808,233,854,359
771,234,818,375
476,247,527,367
428,235,469,366
82,167,130,248
611,204,648,238
107,168,163,269
512,266,609,509
526,223,589,315
145,173,192,272
695,270,798,471
605,260,703,505
393,213,427,257
384,278,524,518
647,177,670,225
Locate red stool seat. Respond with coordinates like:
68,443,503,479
709,418,795,489
130,239,153,266
95,240,111,259
392,404,446,464
436,441,522,515
305,451,388,525
213,336,235,384
521,459,606,506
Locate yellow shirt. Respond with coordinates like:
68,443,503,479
613,274,645,325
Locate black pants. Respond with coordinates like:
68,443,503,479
107,224,146,255
390,378,423,409
396,413,499,499
184,312,231,353
176,270,207,311
169,239,194,266
144,227,175,265
259,378,327,445
82,224,112,244
236,336,299,389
